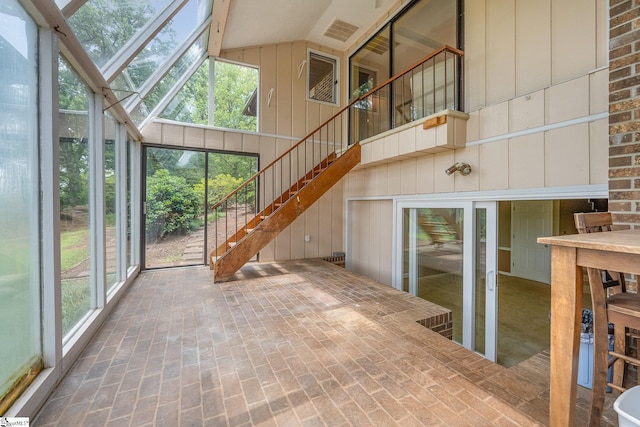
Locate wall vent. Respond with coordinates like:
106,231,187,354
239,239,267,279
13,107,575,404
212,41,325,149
323,19,360,43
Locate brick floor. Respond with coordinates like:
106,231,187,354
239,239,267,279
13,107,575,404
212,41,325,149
33,260,618,426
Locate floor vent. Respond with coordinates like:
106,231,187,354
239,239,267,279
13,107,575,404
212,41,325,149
320,253,345,267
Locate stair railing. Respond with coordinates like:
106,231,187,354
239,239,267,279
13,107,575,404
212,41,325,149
208,45,464,262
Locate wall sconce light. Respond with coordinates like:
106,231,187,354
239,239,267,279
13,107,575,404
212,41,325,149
445,162,472,176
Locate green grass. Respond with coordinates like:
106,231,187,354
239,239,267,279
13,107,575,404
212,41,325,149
60,228,91,335
61,277,90,336
60,229,90,272
207,211,225,223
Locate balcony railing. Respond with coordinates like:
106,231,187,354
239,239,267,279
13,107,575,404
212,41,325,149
350,45,464,144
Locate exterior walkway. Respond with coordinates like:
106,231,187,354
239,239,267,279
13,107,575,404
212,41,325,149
33,260,617,426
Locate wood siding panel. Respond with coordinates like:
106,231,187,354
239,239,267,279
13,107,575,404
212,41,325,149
589,119,608,185
260,45,277,135
369,200,381,282
479,139,509,191
290,216,305,260
465,0,486,111
509,133,545,189
291,42,307,139
486,0,515,105
304,203,320,258
240,47,260,67
276,44,293,137
400,158,417,195
275,225,292,261
347,199,393,286
551,0,596,84
378,200,393,286
318,192,333,257
545,123,590,187
515,0,551,96
331,182,344,254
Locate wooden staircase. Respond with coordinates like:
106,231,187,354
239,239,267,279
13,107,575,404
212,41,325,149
210,143,360,282
208,46,464,282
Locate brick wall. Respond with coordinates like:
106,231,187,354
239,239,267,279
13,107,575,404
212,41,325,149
609,0,640,227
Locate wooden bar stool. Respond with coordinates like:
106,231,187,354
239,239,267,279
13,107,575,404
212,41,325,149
574,212,640,426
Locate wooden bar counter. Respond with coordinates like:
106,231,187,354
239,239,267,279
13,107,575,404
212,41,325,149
538,229,640,426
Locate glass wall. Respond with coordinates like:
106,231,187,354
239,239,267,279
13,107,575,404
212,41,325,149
104,113,118,291
158,60,209,125
127,140,133,271
349,0,460,141
143,147,258,269
69,0,174,69
68,0,214,127
349,26,391,143
391,0,457,72
59,57,93,337
0,0,42,402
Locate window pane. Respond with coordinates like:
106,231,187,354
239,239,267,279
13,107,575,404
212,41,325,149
110,0,210,96
349,25,391,143
308,52,336,104
406,208,463,343
104,113,117,290
0,0,42,400
133,33,208,121
392,0,457,72
59,57,92,337
159,60,209,125
206,152,258,262
212,60,258,131
392,0,457,123
127,139,133,271
68,0,173,69
144,147,205,269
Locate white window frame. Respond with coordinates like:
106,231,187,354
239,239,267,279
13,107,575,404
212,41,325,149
306,49,340,106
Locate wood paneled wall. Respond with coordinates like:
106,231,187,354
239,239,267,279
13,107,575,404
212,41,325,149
220,41,344,139
465,0,608,111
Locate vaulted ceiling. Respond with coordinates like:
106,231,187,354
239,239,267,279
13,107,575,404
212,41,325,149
213,0,399,53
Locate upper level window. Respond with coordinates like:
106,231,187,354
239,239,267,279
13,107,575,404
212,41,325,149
213,59,258,132
307,51,339,105
348,0,462,142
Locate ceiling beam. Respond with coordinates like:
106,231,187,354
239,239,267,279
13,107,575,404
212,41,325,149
208,0,231,57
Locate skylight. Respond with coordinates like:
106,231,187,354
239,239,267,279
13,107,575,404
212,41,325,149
67,0,213,128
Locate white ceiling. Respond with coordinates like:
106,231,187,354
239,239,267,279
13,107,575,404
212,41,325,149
221,0,399,52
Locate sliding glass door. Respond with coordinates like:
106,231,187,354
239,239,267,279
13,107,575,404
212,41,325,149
474,202,497,361
400,201,497,361
144,147,205,269
142,146,258,269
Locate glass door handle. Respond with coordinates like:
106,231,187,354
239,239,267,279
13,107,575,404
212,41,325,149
486,270,495,291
